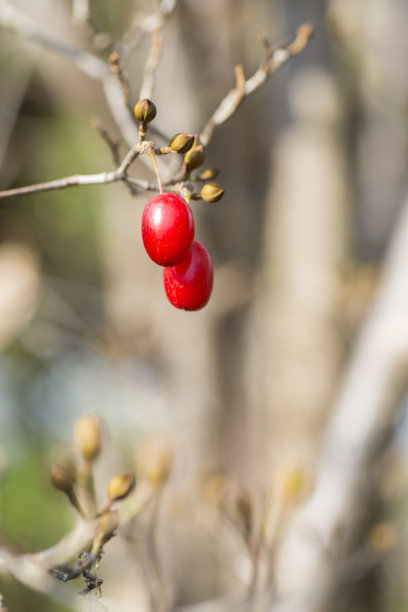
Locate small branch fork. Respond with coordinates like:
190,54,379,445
0,3,313,201
199,23,314,146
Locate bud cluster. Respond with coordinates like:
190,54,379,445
133,98,226,310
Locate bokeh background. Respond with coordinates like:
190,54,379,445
1,0,408,611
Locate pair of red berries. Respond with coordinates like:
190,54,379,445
141,193,213,310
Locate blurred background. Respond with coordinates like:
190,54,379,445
0,0,408,611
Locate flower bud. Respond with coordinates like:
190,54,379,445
200,183,225,203
108,473,135,501
169,133,195,154
51,462,75,494
74,414,102,462
199,167,220,181
134,98,157,123
184,145,205,170
93,510,120,553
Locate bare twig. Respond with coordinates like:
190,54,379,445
0,143,157,200
0,519,94,591
91,117,121,166
199,23,314,146
109,52,130,108
139,27,164,101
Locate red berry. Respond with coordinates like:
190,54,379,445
163,241,213,311
142,193,194,266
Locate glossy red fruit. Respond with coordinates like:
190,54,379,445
142,193,194,266
163,241,213,311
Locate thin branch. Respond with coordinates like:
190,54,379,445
92,117,121,166
139,26,164,101
199,23,314,146
0,519,94,591
109,52,130,108
0,143,147,200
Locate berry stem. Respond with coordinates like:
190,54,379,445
149,151,163,195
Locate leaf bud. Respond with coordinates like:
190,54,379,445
169,133,195,154
134,98,157,124
108,473,135,501
51,462,75,494
199,167,220,181
200,183,225,203
184,145,205,170
74,414,102,462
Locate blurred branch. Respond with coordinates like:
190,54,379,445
0,519,94,591
0,0,142,148
71,0,90,26
0,0,107,80
199,23,314,146
91,117,121,166
273,192,408,612
139,26,164,101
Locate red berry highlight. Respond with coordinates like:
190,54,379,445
163,241,213,311
142,193,194,266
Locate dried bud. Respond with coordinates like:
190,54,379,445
184,145,205,170
74,414,102,462
169,133,195,154
51,462,75,494
136,434,174,487
200,183,225,203
107,473,135,501
199,167,220,181
134,98,157,124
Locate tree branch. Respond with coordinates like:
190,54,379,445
273,192,408,612
199,23,314,147
0,143,159,200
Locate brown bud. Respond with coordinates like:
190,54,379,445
74,414,102,462
184,145,205,170
108,473,135,501
134,98,157,123
51,462,75,494
199,167,220,181
200,183,225,203
136,434,174,487
169,133,195,154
